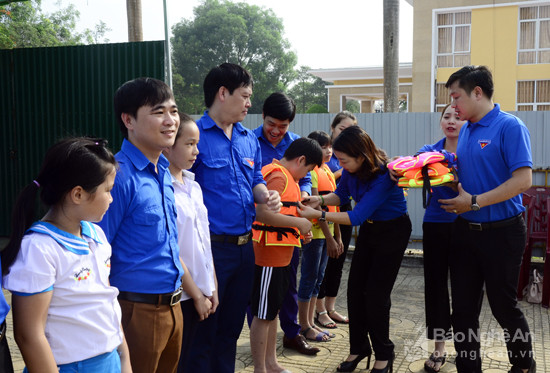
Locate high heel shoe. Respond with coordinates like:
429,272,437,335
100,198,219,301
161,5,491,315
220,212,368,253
336,353,371,372
370,352,394,373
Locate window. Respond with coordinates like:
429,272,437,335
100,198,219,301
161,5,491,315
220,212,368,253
435,83,450,112
518,5,550,64
517,80,550,111
436,11,471,68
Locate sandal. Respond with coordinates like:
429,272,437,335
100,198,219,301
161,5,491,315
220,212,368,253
424,352,447,373
312,325,335,338
300,327,330,342
315,311,337,329
328,309,349,324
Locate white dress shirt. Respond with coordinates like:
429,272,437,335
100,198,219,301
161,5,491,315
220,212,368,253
172,170,216,300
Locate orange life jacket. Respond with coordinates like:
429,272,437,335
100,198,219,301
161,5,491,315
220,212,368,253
252,163,302,247
313,164,338,214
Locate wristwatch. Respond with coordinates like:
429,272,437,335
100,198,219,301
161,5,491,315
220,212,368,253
319,210,326,222
471,195,481,211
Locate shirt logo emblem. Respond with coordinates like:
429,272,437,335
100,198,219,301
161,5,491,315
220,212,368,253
478,139,491,149
244,158,254,168
74,267,91,281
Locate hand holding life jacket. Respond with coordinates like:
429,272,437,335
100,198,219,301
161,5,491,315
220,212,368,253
388,151,457,208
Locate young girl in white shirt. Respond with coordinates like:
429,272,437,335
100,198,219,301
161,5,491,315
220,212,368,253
2,137,131,373
163,113,218,373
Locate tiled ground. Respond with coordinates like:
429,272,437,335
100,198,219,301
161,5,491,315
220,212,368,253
4,254,549,372
234,256,549,373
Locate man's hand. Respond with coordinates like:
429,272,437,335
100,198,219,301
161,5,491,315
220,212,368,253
439,183,471,215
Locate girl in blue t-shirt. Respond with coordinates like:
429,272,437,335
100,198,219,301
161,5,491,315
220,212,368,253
2,137,131,373
419,104,465,373
299,126,411,373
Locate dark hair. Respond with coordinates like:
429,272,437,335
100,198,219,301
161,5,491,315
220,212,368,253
307,130,331,148
445,65,494,99
333,126,388,181
203,63,254,108
283,137,323,168
114,77,175,138
175,112,196,142
263,92,296,122
440,103,452,120
2,137,117,274
330,111,357,130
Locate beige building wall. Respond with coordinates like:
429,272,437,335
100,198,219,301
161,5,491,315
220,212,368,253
411,0,533,112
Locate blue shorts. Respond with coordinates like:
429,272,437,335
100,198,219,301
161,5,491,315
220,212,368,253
24,349,120,373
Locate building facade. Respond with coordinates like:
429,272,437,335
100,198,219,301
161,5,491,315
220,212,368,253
310,0,550,113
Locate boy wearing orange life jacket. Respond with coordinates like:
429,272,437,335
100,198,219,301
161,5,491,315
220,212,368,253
298,131,344,342
250,137,323,373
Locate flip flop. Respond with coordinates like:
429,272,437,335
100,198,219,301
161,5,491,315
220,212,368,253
300,327,330,342
424,352,447,373
315,311,337,329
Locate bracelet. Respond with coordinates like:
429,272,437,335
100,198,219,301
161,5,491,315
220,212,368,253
319,195,325,206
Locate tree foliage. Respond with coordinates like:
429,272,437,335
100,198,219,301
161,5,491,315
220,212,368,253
171,0,297,114
288,66,330,114
0,0,109,49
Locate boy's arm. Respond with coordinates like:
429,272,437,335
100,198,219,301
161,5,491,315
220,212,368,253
12,292,58,373
255,203,312,236
179,258,212,321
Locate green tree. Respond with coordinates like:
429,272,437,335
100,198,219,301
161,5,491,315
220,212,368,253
171,0,297,114
288,66,330,113
0,0,108,49
306,104,328,114
346,99,360,113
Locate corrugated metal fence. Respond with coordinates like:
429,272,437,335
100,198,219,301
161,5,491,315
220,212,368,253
1,41,165,236
240,111,550,239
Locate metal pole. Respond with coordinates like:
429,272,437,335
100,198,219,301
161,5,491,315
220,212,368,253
163,0,173,88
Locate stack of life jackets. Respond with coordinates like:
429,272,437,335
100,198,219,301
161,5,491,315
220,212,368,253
387,150,457,208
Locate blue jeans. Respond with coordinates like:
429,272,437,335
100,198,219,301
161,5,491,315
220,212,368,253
24,349,120,373
298,239,328,302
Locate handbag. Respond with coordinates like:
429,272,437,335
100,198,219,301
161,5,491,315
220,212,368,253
523,269,543,304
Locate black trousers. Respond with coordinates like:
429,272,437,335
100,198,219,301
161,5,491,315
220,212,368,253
422,222,453,341
347,214,411,360
0,322,13,373
450,216,533,373
318,202,353,299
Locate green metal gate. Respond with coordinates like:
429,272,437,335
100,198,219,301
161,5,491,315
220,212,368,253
0,41,165,236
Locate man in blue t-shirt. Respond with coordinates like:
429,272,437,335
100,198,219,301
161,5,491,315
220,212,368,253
187,63,280,373
440,66,535,373
252,92,319,356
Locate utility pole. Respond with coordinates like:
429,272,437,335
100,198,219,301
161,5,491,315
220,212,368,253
126,0,143,42
383,0,399,112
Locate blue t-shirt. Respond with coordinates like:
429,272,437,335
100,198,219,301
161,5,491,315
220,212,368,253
418,138,458,223
326,154,341,174
253,126,312,195
334,167,407,226
457,104,532,222
99,139,183,294
0,258,10,324
191,112,265,235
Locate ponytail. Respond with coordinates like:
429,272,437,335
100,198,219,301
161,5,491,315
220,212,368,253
2,181,41,274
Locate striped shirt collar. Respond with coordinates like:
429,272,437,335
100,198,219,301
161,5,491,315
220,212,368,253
27,221,102,255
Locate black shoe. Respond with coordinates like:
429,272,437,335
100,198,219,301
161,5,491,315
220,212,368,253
509,359,536,373
336,353,371,372
282,334,320,355
371,352,394,373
